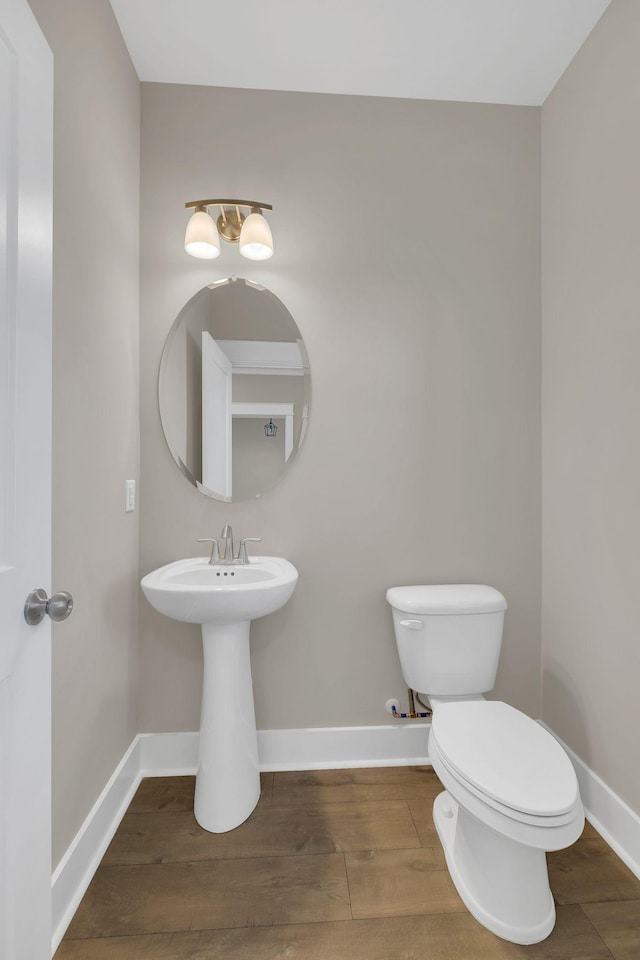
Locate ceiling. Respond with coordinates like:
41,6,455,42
109,0,611,107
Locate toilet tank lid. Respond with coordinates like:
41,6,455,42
386,584,507,616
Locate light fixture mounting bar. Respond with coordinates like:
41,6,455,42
185,199,273,211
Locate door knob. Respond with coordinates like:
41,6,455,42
24,588,74,625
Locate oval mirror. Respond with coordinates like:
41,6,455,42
159,278,310,502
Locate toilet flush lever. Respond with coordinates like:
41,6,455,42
400,619,423,630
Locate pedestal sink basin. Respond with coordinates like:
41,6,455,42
141,556,297,624
141,556,298,832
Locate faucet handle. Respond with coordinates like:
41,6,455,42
197,538,220,564
237,538,262,564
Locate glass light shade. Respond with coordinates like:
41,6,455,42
239,210,273,260
184,209,220,259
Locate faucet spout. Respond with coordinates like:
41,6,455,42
220,524,234,562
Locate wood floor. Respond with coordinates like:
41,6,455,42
55,767,640,959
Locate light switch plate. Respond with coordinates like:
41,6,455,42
125,479,136,513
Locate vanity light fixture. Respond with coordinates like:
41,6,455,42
184,199,274,261
264,418,278,438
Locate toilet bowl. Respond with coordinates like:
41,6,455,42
386,584,584,944
430,700,583,944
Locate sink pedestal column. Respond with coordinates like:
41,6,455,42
194,620,260,832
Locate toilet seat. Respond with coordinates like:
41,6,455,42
429,701,584,851
431,736,579,828
431,700,579,818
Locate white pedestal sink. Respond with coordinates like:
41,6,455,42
141,556,298,832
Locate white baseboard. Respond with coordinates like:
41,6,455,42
259,722,431,769
540,723,640,880
139,730,199,774
51,737,143,954
138,723,432,775
53,718,640,956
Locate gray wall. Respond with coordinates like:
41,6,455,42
140,84,541,733
28,0,140,867
541,0,640,811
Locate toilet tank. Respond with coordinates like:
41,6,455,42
386,585,507,697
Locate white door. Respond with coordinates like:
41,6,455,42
201,331,232,499
0,1,53,957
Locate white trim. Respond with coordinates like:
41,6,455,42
51,737,143,954
139,730,199,775
231,401,294,417
258,723,431,770
218,339,304,376
202,331,232,497
540,723,640,880
139,724,433,774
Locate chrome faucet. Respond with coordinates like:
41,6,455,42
237,537,262,564
219,524,234,562
198,525,262,565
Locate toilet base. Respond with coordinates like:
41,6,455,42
433,791,556,945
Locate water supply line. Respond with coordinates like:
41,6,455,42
391,687,432,720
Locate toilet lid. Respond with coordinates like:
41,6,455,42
431,701,578,817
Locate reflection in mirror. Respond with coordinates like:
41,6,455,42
159,278,310,502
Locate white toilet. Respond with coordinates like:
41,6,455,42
386,584,584,945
